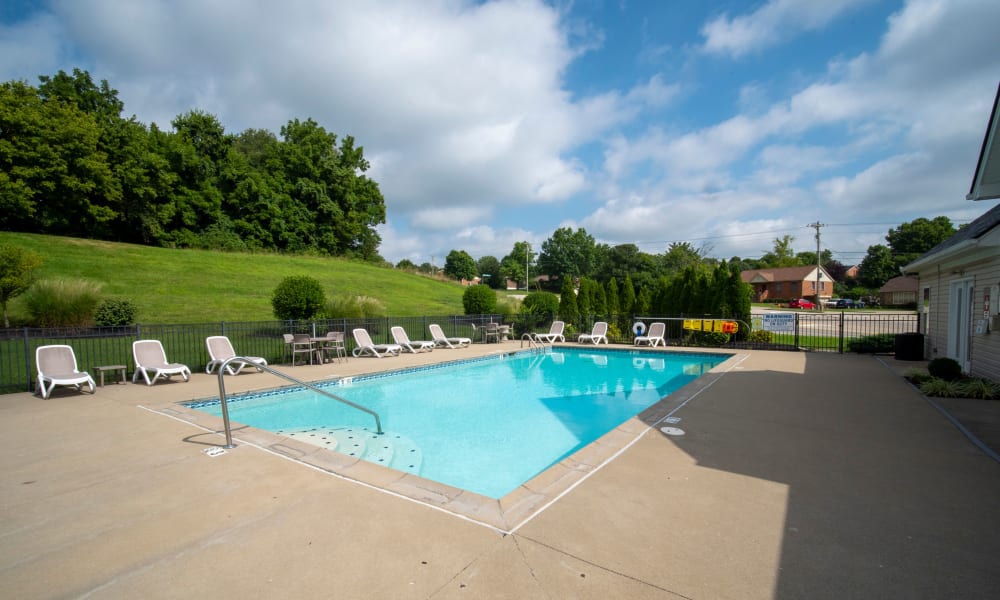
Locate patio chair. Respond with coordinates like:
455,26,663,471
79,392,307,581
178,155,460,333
633,322,666,347
578,321,608,345
352,328,402,358
533,320,565,343
429,323,472,348
391,326,435,353
317,331,347,363
205,335,267,375
132,340,191,386
35,345,96,399
290,333,315,365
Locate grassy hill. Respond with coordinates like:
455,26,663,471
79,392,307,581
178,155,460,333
1,232,469,324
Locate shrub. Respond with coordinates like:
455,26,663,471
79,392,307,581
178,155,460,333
902,368,932,385
927,357,963,381
605,321,622,343
919,378,961,398
271,276,325,320
747,329,773,343
23,278,103,327
956,378,999,400
686,331,730,347
521,291,559,316
323,294,386,319
94,298,138,326
847,333,895,354
462,284,496,315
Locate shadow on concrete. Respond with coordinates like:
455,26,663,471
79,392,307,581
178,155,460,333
658,353,1000,599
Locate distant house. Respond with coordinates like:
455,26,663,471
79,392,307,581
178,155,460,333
879,276,919,307
901,82,1000,380
740,266,834,303
844,265,860,280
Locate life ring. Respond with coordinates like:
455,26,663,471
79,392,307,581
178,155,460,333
632,322,646,336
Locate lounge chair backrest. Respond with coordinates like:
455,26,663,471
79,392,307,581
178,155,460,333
429,324,445,341
353,328,373,347
36,345,78,375
551,321,565,336
206,336,236,361
390,326,410,345
647,322,665,338
133,340,168,366
592,322,608,336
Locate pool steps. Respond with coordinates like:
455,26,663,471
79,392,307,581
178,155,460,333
276,426,423,474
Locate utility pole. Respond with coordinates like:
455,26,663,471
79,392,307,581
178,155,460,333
808,222,824,311
525,244,530,291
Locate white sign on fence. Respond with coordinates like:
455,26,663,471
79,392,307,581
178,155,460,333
760,313,795,332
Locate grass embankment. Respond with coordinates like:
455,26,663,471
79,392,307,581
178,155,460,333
0,232,467,324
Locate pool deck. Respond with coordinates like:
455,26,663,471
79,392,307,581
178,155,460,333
2,345,998,598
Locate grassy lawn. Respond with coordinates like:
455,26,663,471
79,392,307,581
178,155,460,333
1,232,469,324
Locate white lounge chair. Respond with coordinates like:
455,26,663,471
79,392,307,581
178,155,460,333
205,335,267,375
132,339,191,385
35,345,96,399
578,321,608,345
533,320,565,343
634,322,666,347
352,328,402,358
391,326,434,353
429,323,471,348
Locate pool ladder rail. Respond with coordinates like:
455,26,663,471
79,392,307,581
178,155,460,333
520,334,552,353
215,356,383,448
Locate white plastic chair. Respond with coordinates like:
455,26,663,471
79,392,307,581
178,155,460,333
35,345,96,399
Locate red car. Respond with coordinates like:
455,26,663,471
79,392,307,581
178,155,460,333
788,298,816,309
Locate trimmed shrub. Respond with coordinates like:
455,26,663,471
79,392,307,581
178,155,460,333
23,278,102,327
927,357,963,381
462,284,496,315
522,291,559,316
94,298,138,326
747,329,773,343
686,331,730,347
847,333,895,354
271,276,325,320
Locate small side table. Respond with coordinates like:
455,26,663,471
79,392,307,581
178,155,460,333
93,365,127,387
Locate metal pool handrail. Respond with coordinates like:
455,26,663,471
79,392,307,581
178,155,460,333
215,356,383,448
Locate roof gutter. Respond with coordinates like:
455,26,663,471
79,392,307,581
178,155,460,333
901,239,979,274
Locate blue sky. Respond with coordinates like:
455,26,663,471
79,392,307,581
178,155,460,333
3,0,998,266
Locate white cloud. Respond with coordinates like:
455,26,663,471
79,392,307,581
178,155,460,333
701,0,873,58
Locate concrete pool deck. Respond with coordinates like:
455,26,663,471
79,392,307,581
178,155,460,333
2,345,998,598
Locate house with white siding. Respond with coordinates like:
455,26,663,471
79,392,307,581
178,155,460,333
902,83,1000,381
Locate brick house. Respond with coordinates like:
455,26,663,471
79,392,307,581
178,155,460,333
740,265,834,303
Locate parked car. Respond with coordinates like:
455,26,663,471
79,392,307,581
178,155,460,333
788,298,816,309
835,298,866,309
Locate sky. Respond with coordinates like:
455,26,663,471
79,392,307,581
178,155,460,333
2,0,999,267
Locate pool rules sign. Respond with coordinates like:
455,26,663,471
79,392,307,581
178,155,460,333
760,313,795,332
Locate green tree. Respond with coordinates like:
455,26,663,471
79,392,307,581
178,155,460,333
395,259,417,271
606,278,620,315
558,277,579,323
500,241,534,289
477,255,503,289
661,242,707,276
522,291,559,316
444,249,477,281
621,275,636,315
537,227,596,279
759,235,801,268
857,245,896,289
0,245,43,327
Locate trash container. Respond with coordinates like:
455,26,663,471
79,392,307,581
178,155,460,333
894,332,925,361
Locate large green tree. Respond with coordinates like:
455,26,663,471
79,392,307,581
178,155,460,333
537,227,596,280
444,249,477,281
500,241,534,289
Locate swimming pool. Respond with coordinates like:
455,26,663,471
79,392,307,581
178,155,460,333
189,347,728,498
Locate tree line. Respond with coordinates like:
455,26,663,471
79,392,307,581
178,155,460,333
1,69,386,259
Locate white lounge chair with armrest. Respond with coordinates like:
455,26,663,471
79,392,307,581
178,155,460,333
205,335,267,375
132,339,191,385
633,322,666,347
578,321,608,345
35,345,96,399
533,320,565,343
429,323,471,348
352,328,402,358
391,326,435,353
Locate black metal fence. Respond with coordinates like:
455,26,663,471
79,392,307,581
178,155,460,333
0,311,918,394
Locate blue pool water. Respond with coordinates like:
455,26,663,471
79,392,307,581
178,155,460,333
189,348,727,498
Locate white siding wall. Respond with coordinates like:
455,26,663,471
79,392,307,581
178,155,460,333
970,260,1000,381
